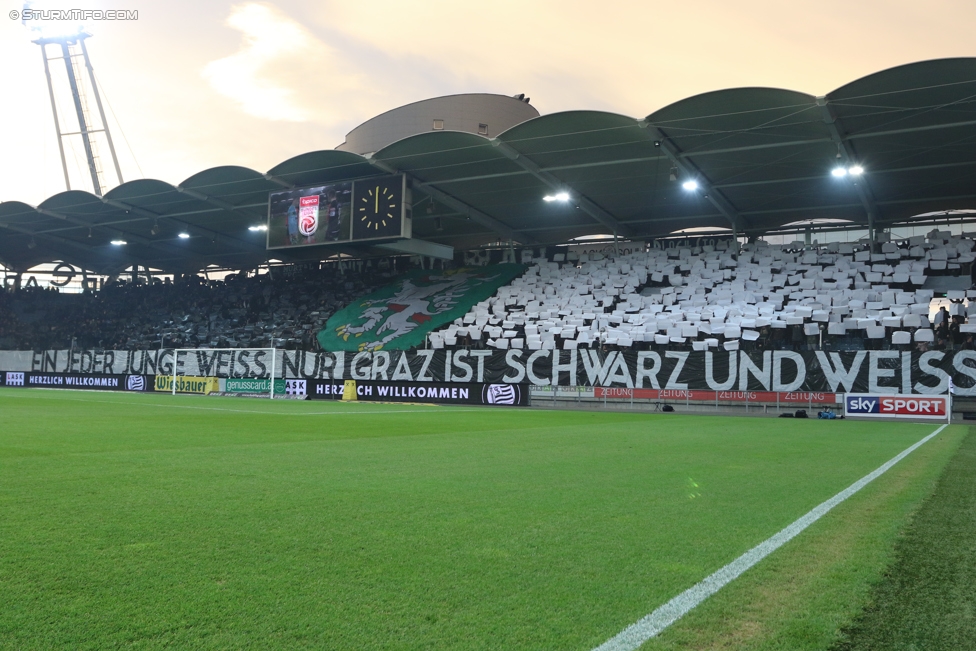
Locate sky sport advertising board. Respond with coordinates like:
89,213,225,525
266,174,409,250
844,393,948,420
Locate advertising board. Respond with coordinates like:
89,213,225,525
309,380,528,406
154,376,219,394
1,372,151,392
844,393,949,419
223,378,286,394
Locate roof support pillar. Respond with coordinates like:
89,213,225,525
490,139,633,238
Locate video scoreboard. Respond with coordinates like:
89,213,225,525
266,174,411,250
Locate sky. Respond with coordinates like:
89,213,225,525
1,0,975,206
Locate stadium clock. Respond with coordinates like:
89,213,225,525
354,176,404,240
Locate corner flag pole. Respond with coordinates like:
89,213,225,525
269,347,277,399
948,377,954,424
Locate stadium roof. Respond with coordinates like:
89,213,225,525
3,58,976,274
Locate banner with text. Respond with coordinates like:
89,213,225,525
309,379,528,406
4,349,976,396
1,371,151,392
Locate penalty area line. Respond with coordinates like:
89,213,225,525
592,423,949,651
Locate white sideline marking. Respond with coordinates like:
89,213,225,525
592,423,949,651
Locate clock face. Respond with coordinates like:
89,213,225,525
353,176,403,240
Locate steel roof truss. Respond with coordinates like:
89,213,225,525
817,96,882,241
0,219,134,273
101,198,264,253
490,138,633,238
640,122,744,235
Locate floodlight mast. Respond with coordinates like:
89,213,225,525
32,30,123,196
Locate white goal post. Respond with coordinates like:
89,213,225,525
170,347,278,398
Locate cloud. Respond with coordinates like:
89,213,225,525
202,2,374,125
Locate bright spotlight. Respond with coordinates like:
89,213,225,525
248,224,268,232
849,165,864,176
543,192,571,202
110,239,126,246
178,232,190,239
681,180,699,191
831,167,848,178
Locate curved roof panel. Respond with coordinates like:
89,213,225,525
498,110,649,168
267,150,377,188
646,87,821,145
39,190,111,218
180,165,264,189
178,166,276,211
105,179,198,219
375,131,514,183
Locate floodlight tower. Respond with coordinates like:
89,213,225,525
28,16,123,196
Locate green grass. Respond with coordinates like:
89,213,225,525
0,389,964,650
828,427,976,651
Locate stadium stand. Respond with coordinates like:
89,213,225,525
0,263,394,351
3,231,976,354
432,230,976,354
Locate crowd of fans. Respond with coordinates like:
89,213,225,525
0,263,395,351
2,234,975,355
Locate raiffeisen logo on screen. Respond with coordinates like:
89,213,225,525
845,394,948,419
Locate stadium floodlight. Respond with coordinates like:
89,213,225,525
849,165,864,176
543,192,571,202
178,232,190,239
22,2,87,41
248,224,268,232
831,167,848,178
110,239,126,245
24,2,124,197
681,180,699,191
29,20,86,40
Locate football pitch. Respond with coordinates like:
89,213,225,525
0,388,965,650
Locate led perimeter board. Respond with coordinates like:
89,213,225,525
267,175,410,249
